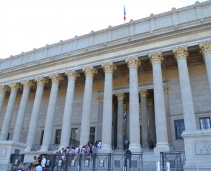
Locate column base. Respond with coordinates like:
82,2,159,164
24,146,32,153
128,143,142,153
98,144,112,154
154,142,170,156
0,141,26,170
182,130,211,169
40,145,49,152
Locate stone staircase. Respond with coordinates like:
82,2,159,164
142,150,159,171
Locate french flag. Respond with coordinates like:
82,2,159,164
124,6,126,21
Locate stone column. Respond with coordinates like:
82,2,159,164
59,70,80,149
164,86,173,149
0,83,21,141
140,90,149,148
148,99,155,144
200,41,211,94
173,47,197,131
40,73,63,151
0,86,8,115
97,95,103,141
79,66,97,147
13,80,34,142
148,52,169,155
125,57,142,153
25,77,48,152
100,62,116,153
116,93,125,150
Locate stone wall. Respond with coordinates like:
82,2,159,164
168,73,211,150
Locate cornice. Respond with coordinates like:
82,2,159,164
0,22,211,85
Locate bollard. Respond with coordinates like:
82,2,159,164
166,162,170,171
156,161,160,171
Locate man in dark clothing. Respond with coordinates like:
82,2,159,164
149,139,154,150
125,148,132,168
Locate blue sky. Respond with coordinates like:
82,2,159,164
0,0,204,59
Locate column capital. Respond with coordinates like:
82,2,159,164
35,77,49,86
9,83,21,92
173,46,188,60
21,80,35,89
98,95,104,102
65,70,80,80
101,62,117,73
49,73,64,83
83,66,98,77
115,93,126,100
125,57,141,68
147,98,153,105
199,41,211,55
0,85,9,94
163,86,169,94
148,51,164,64
139,90,149,97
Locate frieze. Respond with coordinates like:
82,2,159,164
0,23,211,84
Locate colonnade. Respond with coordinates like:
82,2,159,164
0,42,210,154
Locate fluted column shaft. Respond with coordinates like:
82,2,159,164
148,52,169,155
101,62,116,153
125,57,141,152
60,71,79,149
25,78,48,152
173,47,197,131
148,99,155,143
200,42,211,94
13,80,34,142
164,86,173,149
41,74,63,151
97,96,103,141
116,93,125,150
80,66,97,147
0,83,20,140
0,86,8,115
140,90,148,148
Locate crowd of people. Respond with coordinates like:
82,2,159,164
25,140,102,171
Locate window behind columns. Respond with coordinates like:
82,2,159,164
199,117,211,130
174,120,185,139
89,127,95,143
40,130,44,145
70,128,79,146
55,129,62,144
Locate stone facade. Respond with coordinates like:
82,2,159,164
0,0,211,169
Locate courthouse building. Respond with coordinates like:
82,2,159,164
0,0,211,168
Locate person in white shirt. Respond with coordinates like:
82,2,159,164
35,164,42,171
41,156,46,171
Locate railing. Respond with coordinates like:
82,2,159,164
28,153,143,171
31,144,41,151
160,151,186,171
48,144,60,151
9,154,25,171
